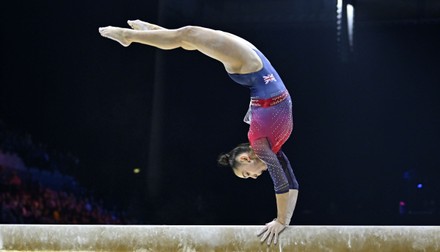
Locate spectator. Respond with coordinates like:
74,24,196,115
0,121,137,224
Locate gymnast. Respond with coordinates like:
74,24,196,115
99,20,299,245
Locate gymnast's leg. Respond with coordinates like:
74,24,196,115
98,21,262,74
125,20,194,49
127,19,166,31
126,19,256,50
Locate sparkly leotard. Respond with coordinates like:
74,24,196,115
228,49,299,194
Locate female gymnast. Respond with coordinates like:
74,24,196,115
99,20,299,245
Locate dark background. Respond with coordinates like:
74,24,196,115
1,0,440,225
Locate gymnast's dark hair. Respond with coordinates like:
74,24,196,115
217,143,251,169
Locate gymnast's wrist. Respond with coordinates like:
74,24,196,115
274,218,288,226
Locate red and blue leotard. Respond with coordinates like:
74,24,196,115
228,49,299,194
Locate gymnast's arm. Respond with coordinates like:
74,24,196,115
252,138,299,244
276,151,299,225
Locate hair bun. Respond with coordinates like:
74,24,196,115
217,153,230,167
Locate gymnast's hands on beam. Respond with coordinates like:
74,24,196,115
257,190,297,245
257,219,287,246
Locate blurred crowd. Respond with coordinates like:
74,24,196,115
0,120,79,175
0,120,136,224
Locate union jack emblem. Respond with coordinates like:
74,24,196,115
263,73,276,84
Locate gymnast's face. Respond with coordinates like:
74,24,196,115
233,152,267,179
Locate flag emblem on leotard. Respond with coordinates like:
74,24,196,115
263,73,276,84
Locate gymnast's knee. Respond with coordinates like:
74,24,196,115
177,26,200,40
177,26,200,50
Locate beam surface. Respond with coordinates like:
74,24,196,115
1,225,439,251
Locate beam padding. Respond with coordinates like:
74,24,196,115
0,225,439,251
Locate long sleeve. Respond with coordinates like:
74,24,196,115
252,138,290,194
276,151,299,190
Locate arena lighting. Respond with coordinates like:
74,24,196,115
336,0,343,17
336,0,343,38
336,0,355,61
346,4,355,51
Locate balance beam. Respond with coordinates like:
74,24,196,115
1,225,439,251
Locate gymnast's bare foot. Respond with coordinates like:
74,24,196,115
127,19,164,31
98,26,131,47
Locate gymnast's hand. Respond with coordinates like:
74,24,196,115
257,219,287,245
